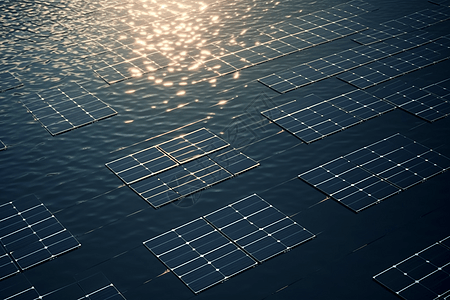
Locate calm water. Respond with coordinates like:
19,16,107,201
1,0,450,299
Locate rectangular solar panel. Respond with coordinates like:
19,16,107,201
204,194,315,263
144,218,257,294
299,156,400,212
261,94,362,144
0,274,40,300
20,82,117,136
0,195,81,270
372,80,450,122
0,72,23,92
373,236,450,300
0,246,19,281
207,148,260,176
343,133,450,190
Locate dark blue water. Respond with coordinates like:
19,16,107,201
1,0,450,299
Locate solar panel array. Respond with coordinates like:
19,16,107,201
0,274,39,300
19,82,118,136
352,7,450,45
258,31,445,93
261,91,394,144
337,36,450,89
373,236,450,300
372,79,450,122
144,194,314,293
0,246,19,281
106,128,259,208
204,194,316,263
0,195,81,270
0,72,22,93
299,133,450,212
190,0,375,78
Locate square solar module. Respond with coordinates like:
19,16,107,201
0,246,19,281
0,274,40,299
261,95,362,144
20,82,117,136
204,194,315,263
143,218,257,294
373,236,450,300
0,195,81,270
0,72,23,92
373,80,450,122
343,133,450,190
299,156,400,212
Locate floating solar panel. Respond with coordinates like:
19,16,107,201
259,31,443,93
373,236,450,300
343,133,450,190
372,80,450,122
0,246,19,281
299,156,401,212
144,217,257,294
20,82,117,136
40,273,126,300
204,194,315,263
352,8,450,45
327,89,395,120
0,72,22,92
338,36,450,89
0,195,80,270
0,140,6,151
106,128,230,185
0,274,39,299
261,94,362,144
107,129,259,208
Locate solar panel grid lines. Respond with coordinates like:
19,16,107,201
0,195,81,271
207,148,260,176
204,194,316,263
372,80,450,122
0,246,19,281
144,194,314,293
298,156,401,212
143,217,258,294
0,71,23,93
0,274,40,300
299,133,450,212
373,236,450,300
0,140,6,151
19,82,117,136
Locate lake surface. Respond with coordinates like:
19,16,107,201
1,0,450,299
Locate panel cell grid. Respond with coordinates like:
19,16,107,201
343,133,450,190
204,194,315,263
373,80,450,122
0,195,80,270
261,94,362,144
0,72,22,92
20,82,117,136
144,218,257,294
0,245,19,281
299,156,400,212
0,274,40,300
374,236,450,300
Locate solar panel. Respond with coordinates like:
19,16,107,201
144,217,257,294
0,274,39,300
372,80,450,122
204,194,315,263
106,128,230,185
299,156,400,212
337,36,450,89
107,129,258,208
343,133,450,190
261,94,362,144
0,72,22,92
20,82,117,136
259,32,443,93
0,246,19,281
0,195,81,270
352,8,450,45
373,236,450,300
